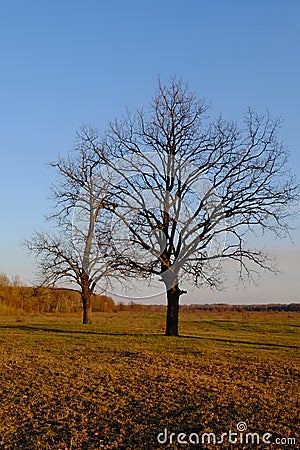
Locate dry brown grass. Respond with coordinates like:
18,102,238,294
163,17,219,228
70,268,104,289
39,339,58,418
0,310,299,449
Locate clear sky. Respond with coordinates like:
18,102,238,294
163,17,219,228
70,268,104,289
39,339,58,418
0,0,299,304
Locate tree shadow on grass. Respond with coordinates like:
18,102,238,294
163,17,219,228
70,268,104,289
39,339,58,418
180,334,300,349
0,324,158,338
0,324,299,349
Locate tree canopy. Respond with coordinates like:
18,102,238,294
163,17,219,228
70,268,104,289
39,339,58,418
25,78,299,334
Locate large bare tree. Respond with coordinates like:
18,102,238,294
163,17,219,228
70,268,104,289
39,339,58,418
24,128,120,324
95,78,299,335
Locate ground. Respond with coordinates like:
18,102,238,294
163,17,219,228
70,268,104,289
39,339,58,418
0,310,299,449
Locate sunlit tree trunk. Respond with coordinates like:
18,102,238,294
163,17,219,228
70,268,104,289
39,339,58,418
165,281,181,336
81,271,92,324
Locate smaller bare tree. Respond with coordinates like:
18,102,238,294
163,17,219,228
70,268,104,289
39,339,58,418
24,128,120,324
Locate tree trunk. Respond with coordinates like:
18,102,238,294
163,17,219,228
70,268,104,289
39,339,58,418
81,273,92,324
165,283,180,336
82,293,92,324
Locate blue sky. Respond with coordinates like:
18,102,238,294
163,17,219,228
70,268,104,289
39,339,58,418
0,0,299,303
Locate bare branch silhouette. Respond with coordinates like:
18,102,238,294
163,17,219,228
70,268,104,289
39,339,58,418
96,77,299,335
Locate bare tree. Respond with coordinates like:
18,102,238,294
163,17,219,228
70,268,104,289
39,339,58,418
95,78,299,335
24,128,120,324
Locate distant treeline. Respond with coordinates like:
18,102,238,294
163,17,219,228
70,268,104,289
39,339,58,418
180,303,300,312
0,273,115,314
1,273,299,315
111,302,300,312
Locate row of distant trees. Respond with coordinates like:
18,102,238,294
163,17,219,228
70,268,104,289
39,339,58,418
1,271,298,315
182,303,300,312
0,273,114,315
23,78,299,335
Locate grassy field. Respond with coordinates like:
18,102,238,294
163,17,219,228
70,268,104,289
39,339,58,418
0,310,299,449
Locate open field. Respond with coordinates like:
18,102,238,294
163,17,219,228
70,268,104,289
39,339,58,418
0,310,299,449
